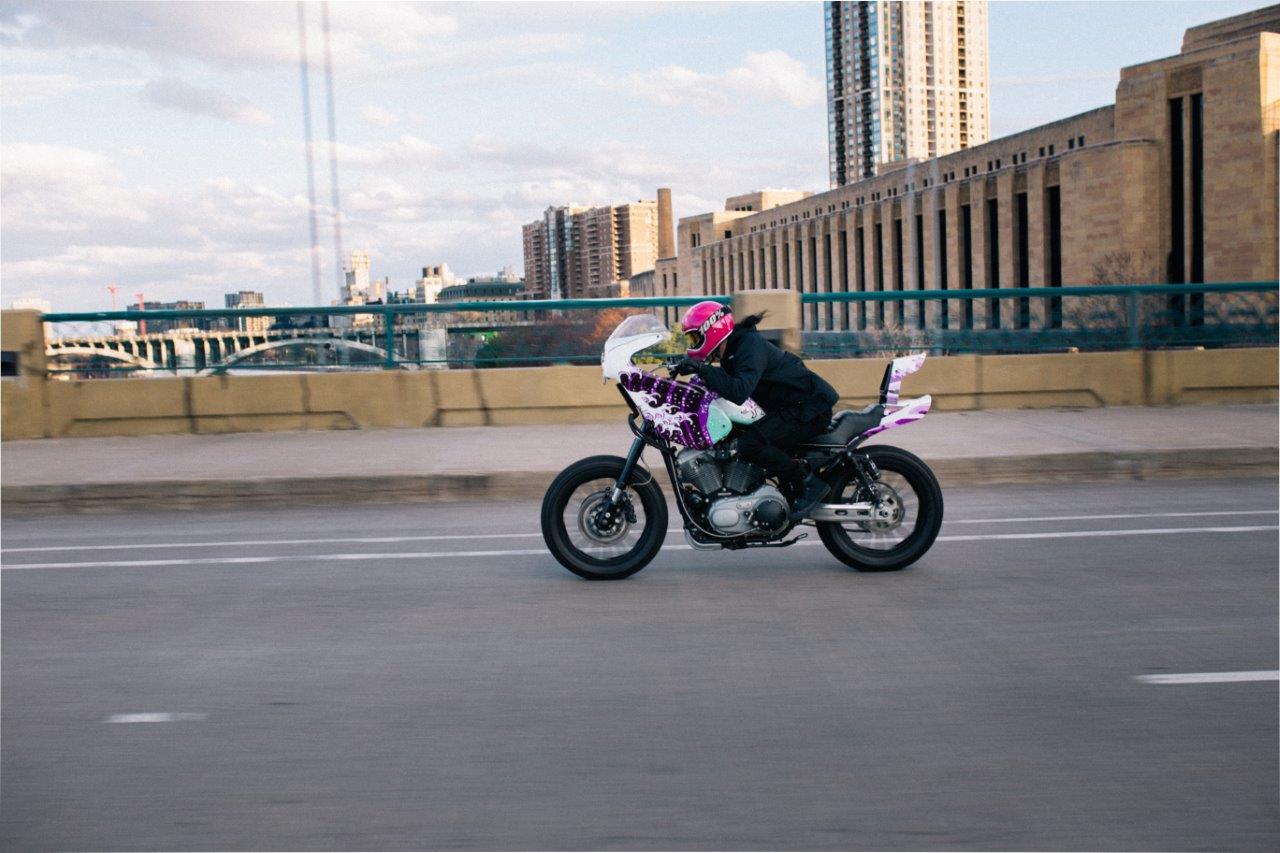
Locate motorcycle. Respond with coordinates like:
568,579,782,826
540,314,943,580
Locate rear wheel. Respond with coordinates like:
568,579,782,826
541,455,668,580
817,445,942,572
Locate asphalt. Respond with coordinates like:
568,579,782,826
1,404,1277,512
2,477,1277,851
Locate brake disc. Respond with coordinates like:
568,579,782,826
578,490,630,544
858,482,905,533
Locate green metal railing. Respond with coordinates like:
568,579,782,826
800,281,1278,357
39,282,1276,378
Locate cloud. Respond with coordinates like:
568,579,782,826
457,60,610,89
323,135,454,172
2,1,458,69
724,51,824,109
0,102,825,309
359,105,398,127
0,72,79,106
464,135,682,196
628,50,823,115
1,142,152,227
383,31,582,73
141,77,271,125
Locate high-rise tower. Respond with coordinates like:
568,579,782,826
826,1,989,186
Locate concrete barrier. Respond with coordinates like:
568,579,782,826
3,307,1276,440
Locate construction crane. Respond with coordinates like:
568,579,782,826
106,284,118,311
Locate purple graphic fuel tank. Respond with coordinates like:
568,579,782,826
618,368,730,450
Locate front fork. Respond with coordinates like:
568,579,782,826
610,432,647,503
597,426,649,528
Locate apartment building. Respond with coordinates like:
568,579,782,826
522,199,662,299
826,0,990,186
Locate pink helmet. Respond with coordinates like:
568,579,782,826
681,301,734,361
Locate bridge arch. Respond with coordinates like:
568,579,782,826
46,346,161,371
204,337,401,373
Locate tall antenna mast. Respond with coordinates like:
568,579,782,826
297,1,322,306
321,1,346,294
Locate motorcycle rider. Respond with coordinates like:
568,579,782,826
673,301,837,520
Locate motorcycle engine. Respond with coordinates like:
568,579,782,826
706,485,790,536
676,448,789,536
675,448,722,495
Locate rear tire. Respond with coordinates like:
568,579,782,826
541,455,668,580
817,445,943,572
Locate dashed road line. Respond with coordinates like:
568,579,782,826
937,524,1277,543
949,509,1278,525
0,532,544,553
105,712,208,723
1135,671,1278,685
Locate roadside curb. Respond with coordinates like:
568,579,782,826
2,447,1274,514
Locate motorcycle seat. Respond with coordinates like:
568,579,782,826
802,404,884,447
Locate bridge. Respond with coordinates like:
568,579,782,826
44,326,438,376
40,307,554,376
35,282,1277,378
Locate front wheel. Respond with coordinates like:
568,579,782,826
817,445,943,572
541,455,668,580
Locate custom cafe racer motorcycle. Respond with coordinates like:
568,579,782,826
540,314,943,580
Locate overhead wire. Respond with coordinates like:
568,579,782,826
321,1,346,295
297,1,323,306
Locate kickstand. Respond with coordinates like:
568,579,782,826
777,533,808,547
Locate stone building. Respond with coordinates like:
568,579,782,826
679,6,1279,334
414,263,458,304
224,291,271,334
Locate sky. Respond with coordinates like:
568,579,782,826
0,0,1271,312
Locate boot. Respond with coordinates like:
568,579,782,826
788,474,831,521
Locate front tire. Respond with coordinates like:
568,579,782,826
541,455,668,580
817,445,943,572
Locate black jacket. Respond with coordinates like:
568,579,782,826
694,323,838,421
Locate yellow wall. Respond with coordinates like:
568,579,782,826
4,341,1275,441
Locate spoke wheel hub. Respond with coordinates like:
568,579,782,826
860,483,905,532
578,491,630,544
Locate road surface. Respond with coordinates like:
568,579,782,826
2,478,1277,851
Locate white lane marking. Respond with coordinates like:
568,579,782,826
2,525,1276,571
937,525,1277,543
105,712,208,723
1135,671,1279,685
7,510,1277,553
950,509,1278,525
3,549,553,570
1,532,544,553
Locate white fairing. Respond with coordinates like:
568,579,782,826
600,315,767,424
602,314,668,380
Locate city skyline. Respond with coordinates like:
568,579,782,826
1,0,1273,312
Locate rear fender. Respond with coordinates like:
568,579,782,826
854,394,932,442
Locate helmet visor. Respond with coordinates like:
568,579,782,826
685,329,705,351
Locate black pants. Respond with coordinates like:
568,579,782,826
736,407,833,490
